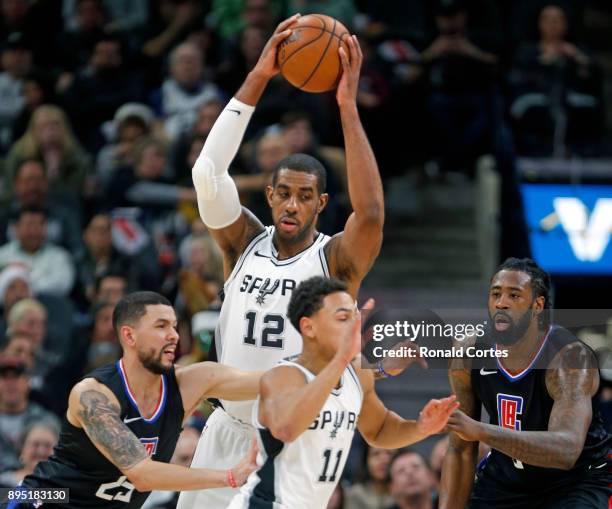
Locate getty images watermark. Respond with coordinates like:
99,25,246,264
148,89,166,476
359,309,612,371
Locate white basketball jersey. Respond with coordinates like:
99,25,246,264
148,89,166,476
230,360,363,509
218,226,331,423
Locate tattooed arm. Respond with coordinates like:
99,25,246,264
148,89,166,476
446,342,598,470
439,349,481,509
67,378,257,491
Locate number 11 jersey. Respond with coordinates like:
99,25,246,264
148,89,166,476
229,360,363,509
217,226,331,423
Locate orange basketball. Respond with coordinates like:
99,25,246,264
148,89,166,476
277,14,350,93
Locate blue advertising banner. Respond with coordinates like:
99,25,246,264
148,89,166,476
521,184,612,274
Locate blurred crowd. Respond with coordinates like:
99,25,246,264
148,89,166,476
1,0,612,507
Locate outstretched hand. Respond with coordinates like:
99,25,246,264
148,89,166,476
252,14,301,80
336,34,363,107
416,395,460,436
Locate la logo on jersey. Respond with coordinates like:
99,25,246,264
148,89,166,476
140,437,159,456
497,394,524,430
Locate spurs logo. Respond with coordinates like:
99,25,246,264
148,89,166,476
255,278,280,305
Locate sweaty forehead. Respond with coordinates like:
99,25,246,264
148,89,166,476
275,169,318,189
491,270,532,291
143,304,176,322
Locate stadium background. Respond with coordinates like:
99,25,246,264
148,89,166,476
0,0,611,507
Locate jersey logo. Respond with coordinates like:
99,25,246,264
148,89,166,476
497,394,524,430
255,278,280,305
140,437,159,456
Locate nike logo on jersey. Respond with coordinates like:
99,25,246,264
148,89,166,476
254,251,272,258
480,368,497,375
227,108,241,115
123,416,143,424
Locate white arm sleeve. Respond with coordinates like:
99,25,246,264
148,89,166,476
192,97,255,229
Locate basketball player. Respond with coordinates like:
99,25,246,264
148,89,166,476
12,292,260,509
439,258,612,509
228,277,458,508
179,14,387,509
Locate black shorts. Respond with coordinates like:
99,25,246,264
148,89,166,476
468,470,612,509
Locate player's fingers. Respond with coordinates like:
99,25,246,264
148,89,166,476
271,28,294,45
361,298,375,311
276,13,301,33
352,35,363,64
338,46,349,70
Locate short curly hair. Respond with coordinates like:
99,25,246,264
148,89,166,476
287,276,347,333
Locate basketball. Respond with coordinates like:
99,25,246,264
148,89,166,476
277,14,350,93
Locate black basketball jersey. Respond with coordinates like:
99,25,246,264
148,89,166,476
21,361,184,508
471,325,612,492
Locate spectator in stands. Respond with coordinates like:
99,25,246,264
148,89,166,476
170,97,223,183
0,206,75,297
6,299,46,356
96,102,155,186
84,301,120,372
429,435,449,488
0,264,31,319
509,3,602,156
212,0,280,39
0,159,83,254
154,42,220,140
10,72,54,144
62,0,149,35
73,214,133,306
55,0,108,76
0,421,59,486
345,445,394,509
386,449,436,509
421,0,499,174
92,271,127,306
1,332,35,373
216,25,268,96
0,357,60,472
0,31,32,154
4,104,91,201
61,34,145,152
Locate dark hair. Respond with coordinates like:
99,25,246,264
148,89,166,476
272,153,327,194
388,448,431,479
112,291,171,334
16,205,48,221
493,257,552,327
287,276,347,332
14,158,46,181
94,270,127,293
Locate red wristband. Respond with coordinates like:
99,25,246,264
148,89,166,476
227,469,238,488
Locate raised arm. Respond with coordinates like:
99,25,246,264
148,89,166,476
176,362,262,418
446,342,598,470
325,36,384,297
356,366,457,449
259,309,362,442
439,356,481,509
67,378,256,492
191,15,300,276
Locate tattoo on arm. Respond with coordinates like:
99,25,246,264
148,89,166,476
479,343,596,469
78,390,147,470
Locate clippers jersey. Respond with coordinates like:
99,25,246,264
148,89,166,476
471,325,612,493
20,361,184,508
230,360,363,509
218,226,331,423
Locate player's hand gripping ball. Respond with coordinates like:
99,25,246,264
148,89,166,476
277,14,350,93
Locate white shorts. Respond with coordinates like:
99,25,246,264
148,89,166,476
177,407,255,509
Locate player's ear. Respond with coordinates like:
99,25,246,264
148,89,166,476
299,316,314,339
265,185,274,206
121,325,136,346
317,193,329,213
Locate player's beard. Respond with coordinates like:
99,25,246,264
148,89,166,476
276,211,317,245
138,347,173,375
488,309,533,346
